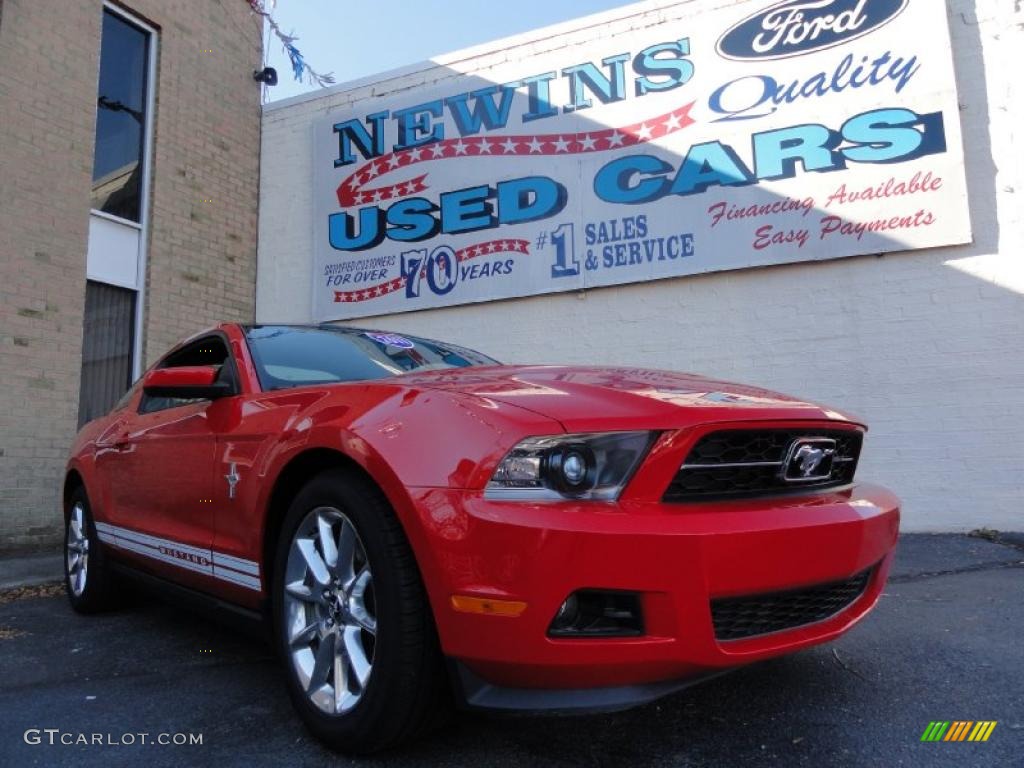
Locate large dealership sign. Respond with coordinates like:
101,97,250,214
312,0,969,320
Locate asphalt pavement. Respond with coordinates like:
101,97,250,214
0,533,1021,768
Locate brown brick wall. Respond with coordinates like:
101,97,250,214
0,0,261,549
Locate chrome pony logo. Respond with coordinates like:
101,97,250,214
783,438,837,481
717,0,909,61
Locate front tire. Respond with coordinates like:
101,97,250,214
272,468,448,753
64,486,116,613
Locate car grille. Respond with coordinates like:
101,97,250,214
663,428,863,501
710,569,872,641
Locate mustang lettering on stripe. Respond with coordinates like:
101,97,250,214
94,522,261,591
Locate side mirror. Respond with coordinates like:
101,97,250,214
142,366,231,400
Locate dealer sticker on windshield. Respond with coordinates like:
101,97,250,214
364,332,415,349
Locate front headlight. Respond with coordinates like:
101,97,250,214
485,431,657,501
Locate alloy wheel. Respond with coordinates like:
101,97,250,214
66,502,89,597
283,506,377,715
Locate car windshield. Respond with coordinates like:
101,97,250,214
243,325,499,390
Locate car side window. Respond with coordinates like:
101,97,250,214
138,335,236,414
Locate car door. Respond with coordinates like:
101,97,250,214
205,327,276,601
101,334,238,589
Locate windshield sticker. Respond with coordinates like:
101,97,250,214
364,332,415,349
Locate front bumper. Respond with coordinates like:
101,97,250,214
406,481,899,708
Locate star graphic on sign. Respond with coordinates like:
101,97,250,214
485,242,496,253
430,143,447,158
346,176,359,189
578,134,596,151
478,138,493,154
354,192,368,204
365,163,380,179
606,131,625,147
552,136,570,153
453,140,468,155
408,147,423,161
527,137,544,153
372,190,383,202
664,113,682,131
387,154,402,169
636,123,653,140
500,138,518,154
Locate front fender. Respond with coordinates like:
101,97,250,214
249,385,562,616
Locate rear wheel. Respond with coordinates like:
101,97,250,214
272,468,448,753
64,486,115,613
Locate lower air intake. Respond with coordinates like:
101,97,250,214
711,568,872,641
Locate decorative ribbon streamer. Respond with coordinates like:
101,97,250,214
333,239,530,303
335,102,697,208
247,0,336,87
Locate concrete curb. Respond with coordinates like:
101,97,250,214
0,551,63,590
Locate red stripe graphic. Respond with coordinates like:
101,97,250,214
335,102,697,208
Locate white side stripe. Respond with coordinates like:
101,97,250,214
94,521,262,591
212,552,261,576
114,526,212,560
116,537,214,578
213,566,262,590
96,531,117,545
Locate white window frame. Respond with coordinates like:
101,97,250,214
93,1,158,381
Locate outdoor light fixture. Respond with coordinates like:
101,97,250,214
253,66,278,86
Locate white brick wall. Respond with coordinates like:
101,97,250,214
258,0,1024,531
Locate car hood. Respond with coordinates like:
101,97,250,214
397,365,860,432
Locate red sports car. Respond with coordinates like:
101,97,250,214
64,324,899,752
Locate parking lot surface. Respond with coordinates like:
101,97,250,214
0,534,1021,767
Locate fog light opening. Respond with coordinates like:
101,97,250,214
547,590,643,637
550,594,580,632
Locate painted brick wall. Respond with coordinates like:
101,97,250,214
0,0,261,549
257,0,1022,532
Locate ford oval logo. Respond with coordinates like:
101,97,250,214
717,0,909,61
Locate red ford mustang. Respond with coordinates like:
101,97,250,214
64,323,899,752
